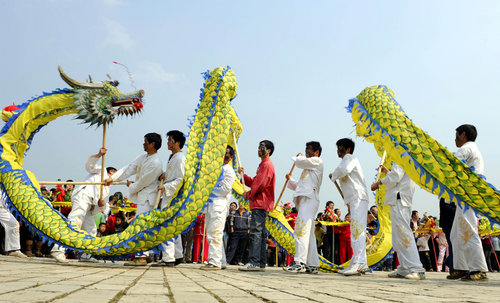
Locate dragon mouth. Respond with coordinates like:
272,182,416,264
113,97,144,115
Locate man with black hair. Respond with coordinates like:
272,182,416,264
106,133,163,266
283,141,323,274
51,147,117,263
238,140,276,271
200,146,236,270
329,138,370,276
447,124,489,281
154,130,187,267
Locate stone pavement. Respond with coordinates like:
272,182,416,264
0,255,498,303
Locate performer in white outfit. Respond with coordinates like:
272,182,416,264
283,141,323,274
371,162,425,280
51,148,116,263
329,138,370,276
448,124,489,281
200,146,236,270
154,130,186,267
0,191,27,258
106,133,163,266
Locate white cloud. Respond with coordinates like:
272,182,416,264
101,18,136,50
103,0,125,7
135,61,182,84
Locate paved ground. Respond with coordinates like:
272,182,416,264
0,255,498,303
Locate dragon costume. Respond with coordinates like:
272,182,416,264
7,68,492,273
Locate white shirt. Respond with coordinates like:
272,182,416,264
162,152,186,206
112,153,163,206
330,154,369,205
380,162,415,207
455,141,484,174
417,235,430,251
0,194,6,209
211,163,237,210
71,155,110,205
287,155,323,201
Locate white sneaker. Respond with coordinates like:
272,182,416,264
337,267,348,274
405,272,426,280
238,263,261,271
358,264,370,273
79,253,99,263
51,251,69,264
8,251,27,258
79,256,99,263
343,264,364,276
388,271,405,278
283,263,306,273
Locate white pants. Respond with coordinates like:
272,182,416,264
450,205,488,272
205,197,229,267
0,207,21,251
349,199,368,266
52,194,103,254
293,196,320,267
437,244,447,271
160,236,183,262
67,194,98,237
390,202,424,275
135,203,154,257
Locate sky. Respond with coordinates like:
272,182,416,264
2,0,500,219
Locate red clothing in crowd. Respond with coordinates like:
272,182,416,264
54,185,66,202
243,157,275,211
338,224,353,264
106,214,117,235
286,213,297,229
192,215,208,262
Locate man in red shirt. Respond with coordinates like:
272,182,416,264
238,140,276,271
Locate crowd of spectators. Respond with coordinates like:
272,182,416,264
2,185,499,273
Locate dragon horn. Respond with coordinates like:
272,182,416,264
58,66,104,89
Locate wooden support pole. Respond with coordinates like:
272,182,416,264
231,130,246,194
100,123,107,200
39,181,126,186
274,163,296,210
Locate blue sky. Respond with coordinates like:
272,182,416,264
2,0,500,218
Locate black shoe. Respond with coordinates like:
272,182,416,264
151,261,175,267
174,258,183,266
461,271,489,282
446,270,468,280
146,256,153,264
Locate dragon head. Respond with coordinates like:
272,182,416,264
58,66,144,126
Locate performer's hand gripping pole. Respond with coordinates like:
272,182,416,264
274,162,296,210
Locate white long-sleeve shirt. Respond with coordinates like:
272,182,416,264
71,155,110,206
162,152,186,206
287,155,323,201
330,154,369,205
111,153,163,207
455,141,484,174
211,163,236,211
380,162,415,207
